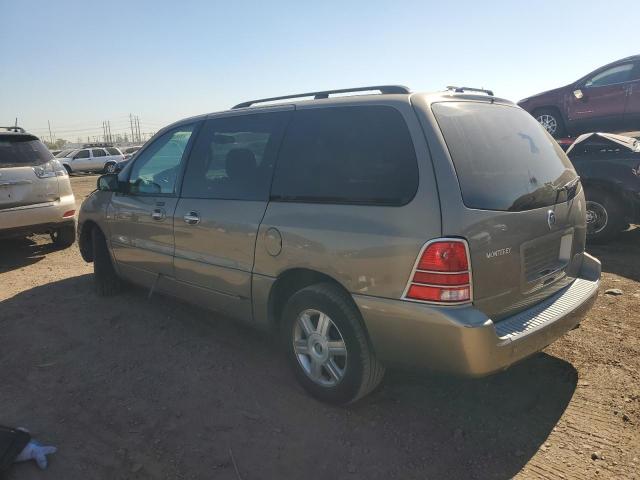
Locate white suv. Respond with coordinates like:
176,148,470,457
0,127,76,248
61,145,125,174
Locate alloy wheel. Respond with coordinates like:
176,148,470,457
293,309,348,387
536,114,558,135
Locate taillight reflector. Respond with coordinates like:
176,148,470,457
407,284,471,303
63,210,75,218
404,239,472,304
412,271,469,286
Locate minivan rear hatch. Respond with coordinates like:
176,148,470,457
431,101,584,320
0,134,59,210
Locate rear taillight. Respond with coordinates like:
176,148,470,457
403,239,472,304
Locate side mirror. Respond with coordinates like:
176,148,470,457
573,89,584,100
97,173,120,192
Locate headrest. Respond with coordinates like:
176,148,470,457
226,148,256,181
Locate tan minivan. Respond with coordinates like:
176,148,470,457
0,127,76,247
78,86,600,404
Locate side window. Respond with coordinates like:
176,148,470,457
585,64,634,87
106,147,121,155
92,149,106,157
181,111,290,200
271,106,419,205
128,124,196,195
75,149,90,159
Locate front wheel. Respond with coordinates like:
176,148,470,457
92,227,122,296
104,162,117,174
534,108,566,138
282,283,385,404
585,189,624,243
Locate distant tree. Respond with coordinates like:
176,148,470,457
43,138,68,150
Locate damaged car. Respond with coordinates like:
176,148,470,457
566,132,640,242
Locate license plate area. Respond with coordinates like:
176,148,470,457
521,229,573,293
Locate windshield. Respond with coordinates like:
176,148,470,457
432,102,578,211
0,135,53,167
55,149,73,157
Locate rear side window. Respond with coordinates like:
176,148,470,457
92,149,106,157
0,135,52,167
271,106,418,205
181,111,290,200
432,102,577,211
106,147,121,155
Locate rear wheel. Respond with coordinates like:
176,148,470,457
585,189,624,243
282,283,385,404
50,224,76,249
92,227,122,296
534,108,566,138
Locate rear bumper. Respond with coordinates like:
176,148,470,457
0,194,76,237
354,253,600,376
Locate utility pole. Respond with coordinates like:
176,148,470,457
129,114,135,144
107,121,112,143
136,116,141,143
48,120,53,145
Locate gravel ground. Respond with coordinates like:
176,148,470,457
0,175,638,479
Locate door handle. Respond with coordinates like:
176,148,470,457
183,211,200,225
151,208,166,221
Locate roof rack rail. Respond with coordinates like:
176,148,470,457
446,86,494,96
82,142,114,148
232,85,411,109
0,126,26,133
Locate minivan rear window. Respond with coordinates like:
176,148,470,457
271,106,418,206
0,135,53,168
432,102,577,211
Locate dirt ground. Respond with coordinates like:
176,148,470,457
0,175,638,479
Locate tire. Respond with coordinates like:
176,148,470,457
282,283,385,404
50,224,76,249
104,162,117,174
585,189,624,243
534,108,566,138
63,164,72,175
92,227,122,296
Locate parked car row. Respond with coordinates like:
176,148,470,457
75,85,601,404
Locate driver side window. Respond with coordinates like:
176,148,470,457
128,124,196,195
585,63,634,88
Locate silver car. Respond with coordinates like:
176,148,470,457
78,86,600,404
61,145,125,174
0,127,76,247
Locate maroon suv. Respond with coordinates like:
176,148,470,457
518,55,640,137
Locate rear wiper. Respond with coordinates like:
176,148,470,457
554,176,581,204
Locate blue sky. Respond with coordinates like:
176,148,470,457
1,0,638,142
